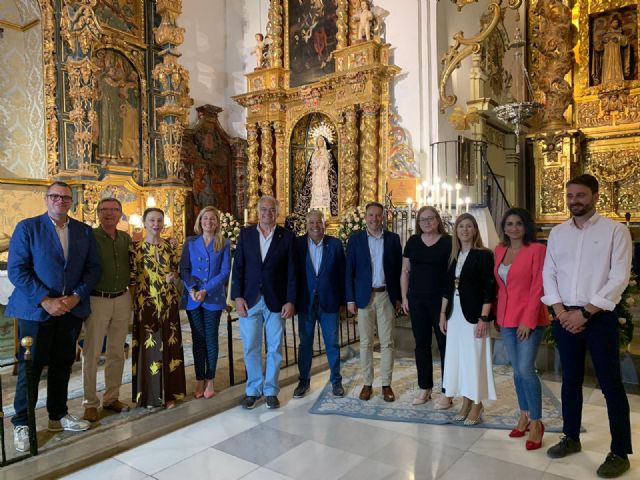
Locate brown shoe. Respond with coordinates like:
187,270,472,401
103,399,130,413
382,386,395,402
359,385,373,401
83,407,98,422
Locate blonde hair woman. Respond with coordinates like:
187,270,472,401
179,207,231,399
439,213,496,425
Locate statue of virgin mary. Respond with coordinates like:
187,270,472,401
296,127,338,216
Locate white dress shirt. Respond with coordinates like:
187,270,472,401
258,224,275,261
542,213,632,311
308,236,323,274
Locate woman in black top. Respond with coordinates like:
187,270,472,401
401,206,452,407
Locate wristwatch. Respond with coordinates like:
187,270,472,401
579,307,592,320
479,315,489,322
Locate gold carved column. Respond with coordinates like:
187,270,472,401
336,0,349,49
267,0,283,68
341,106,359,209
259,122,275,197
246,123,260,217
359,102,380,205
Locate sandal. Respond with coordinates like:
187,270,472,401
412,389,432,405
433,394,453,410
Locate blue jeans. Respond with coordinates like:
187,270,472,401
501,326,544,420
187,307,222,380
239,296,284,397
297,299,342,385
554,311,632,455
13,314,83,426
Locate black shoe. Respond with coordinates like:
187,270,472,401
241,396,258,410
547,436,582,459
265,395,280,409
293,382,310,399
597,453,630,478
332,382,345,397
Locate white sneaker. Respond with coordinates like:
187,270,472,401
48,414,90,432
14,426,29,452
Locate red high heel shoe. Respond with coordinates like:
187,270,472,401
525,423,545,450
509,421,530,438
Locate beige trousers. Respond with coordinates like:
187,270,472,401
82,292,132,408
357,291,395,386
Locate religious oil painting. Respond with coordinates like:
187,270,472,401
589,5,638,87
95,0,143,40
92,49,141,168
288,0,338,88
290,113,339,216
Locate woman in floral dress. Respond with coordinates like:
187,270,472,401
130,208,186,408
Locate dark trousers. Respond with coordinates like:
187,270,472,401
409,296,446,391
297,298,342,385
187,307,222,380
12,314,83,427
554,310,632,455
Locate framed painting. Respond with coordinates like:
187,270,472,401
287,0,338,88
95,0,144,43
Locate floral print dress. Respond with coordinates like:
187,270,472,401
130,240,186,407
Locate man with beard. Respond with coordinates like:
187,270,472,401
542,174,633,478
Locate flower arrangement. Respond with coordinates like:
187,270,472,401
543,272,637,349
219,212,241,250
338,206,367,247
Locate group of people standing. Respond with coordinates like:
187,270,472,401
5,175,633,477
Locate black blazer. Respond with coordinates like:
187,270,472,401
230,225,296,312
443,248,496,324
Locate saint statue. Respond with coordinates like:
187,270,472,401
592,15,632,86
254,33,265,69
356,1,374,42
296,126,338,217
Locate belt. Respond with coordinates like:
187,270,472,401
91,289,127,299
372,286,386,293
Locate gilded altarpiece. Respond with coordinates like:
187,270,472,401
530,0,640,223
0,0,192,242
233,0,400,225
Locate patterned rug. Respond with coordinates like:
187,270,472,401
310,355,567,432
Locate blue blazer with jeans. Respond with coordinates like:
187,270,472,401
6,212,101,321
180,236,231,311
231,225,296,312
345,230,402,308
294,234,345,314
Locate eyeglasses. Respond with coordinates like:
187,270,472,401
419,217,437,223
47,194,72,203
99,208,121,213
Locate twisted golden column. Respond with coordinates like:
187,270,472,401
341,106,359,209
359,103,379,205
268,0,283,68
259,121,275,197
348,0,359,44
246,123,260,215
336,0,349,49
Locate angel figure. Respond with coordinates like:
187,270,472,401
356,1,374,42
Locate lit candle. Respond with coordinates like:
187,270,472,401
455,183,461,216
446,184,452,215
427,196,433,206
434,177,440,210
244,208,248,225
465,197,471,213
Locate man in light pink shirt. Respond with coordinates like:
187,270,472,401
542,174,632,478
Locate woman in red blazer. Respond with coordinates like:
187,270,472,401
494,208,549,451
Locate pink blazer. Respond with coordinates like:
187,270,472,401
493,242,549,329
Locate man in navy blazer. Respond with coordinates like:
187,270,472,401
7,181,101,452
231,196,296,410
292,210,346,399
346,202,402,402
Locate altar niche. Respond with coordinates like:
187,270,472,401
290,113,339,218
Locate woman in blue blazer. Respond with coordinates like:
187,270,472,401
180,207,231,399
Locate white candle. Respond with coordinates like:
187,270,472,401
244,208,248,225
465,197,471,213
446,185,452,215
434,177,440,210
455,183,461,216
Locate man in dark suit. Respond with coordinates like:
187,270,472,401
293,210,346,399
231,195,296,410
346,202,402,402
7,181,101,452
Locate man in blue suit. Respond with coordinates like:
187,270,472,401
231,196,296,409
7,181,101,451
346,202,402,402
292,210,346,399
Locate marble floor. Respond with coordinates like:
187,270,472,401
61,370,640,480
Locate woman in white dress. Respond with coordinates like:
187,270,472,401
309,136,331,210
439,213,496,425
